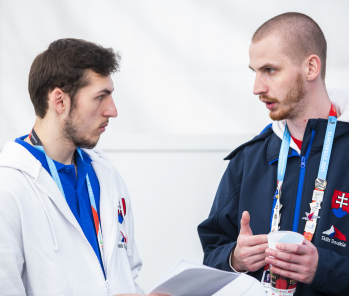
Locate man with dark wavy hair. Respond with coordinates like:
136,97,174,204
199,13,349,295
0,39,163,296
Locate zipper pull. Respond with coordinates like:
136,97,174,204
105,280,110,294
300,156,306,168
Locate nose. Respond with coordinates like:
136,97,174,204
253,73,268,96
103,96,118,118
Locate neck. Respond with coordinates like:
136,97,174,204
286,88,331,141
26,118,76,165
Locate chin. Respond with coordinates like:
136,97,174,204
73,136,100,150
269,110,288,121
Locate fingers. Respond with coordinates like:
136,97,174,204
265,248,303,264
248,259,269,272
266,256,300,272
241,250,269,267
240,211,253,236
234,240,268,272
275,242,308,255
269,265,303,282
240,242,269,257
239,234,268,247
302,237,314,247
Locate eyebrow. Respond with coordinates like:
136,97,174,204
96,88,114,95
248,63,279,71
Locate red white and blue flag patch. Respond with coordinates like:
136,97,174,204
332,189,349,218
323,225,347,241
118,198,126,224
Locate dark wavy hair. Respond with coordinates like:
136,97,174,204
28,38,120,118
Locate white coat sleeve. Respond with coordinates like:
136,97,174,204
115,168,144,295
126,203,144,294
0,211,26,295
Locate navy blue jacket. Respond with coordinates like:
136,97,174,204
198,118,349,296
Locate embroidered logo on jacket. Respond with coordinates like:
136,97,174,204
119,231,127,243
118,231,128,250
331,189,349,218
322,225,346,248
118,198,126,224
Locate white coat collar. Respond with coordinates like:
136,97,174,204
0,142,118,257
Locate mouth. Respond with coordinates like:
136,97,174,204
260,99,277,110
99,122,108,132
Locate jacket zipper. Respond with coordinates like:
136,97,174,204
292,130,315,232
105,280,110,294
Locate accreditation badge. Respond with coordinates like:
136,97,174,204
312,190,324,203
305,220,317,234
261,264,271,292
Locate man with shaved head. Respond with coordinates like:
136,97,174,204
198,12,349,295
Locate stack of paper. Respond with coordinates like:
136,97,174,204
149,258,240,296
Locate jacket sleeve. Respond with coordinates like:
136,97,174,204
197,161,241,271
308,247,349,295
115,168,144,295
126,202,144,295
0,211,26,296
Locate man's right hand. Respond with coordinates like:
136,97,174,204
231,211,268,272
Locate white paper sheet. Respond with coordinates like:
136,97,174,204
149,258,240,296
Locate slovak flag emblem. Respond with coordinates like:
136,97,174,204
331,189,349,218
323,225,347,241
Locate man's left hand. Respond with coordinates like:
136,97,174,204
265,238,318,284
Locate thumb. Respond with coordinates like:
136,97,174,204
240,211,253,236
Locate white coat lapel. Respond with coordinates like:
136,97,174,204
34,167,84,233
0,142,86,236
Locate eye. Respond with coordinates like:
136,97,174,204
96,95,103,100
266,68,275,74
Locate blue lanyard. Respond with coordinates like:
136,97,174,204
277,124,291,184
29,129,106,271
318,116,337,181
270,125,291,231
271,110,337,232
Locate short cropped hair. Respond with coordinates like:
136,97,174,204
28,38,120,118
252,12,327,80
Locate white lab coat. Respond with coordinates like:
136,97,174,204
0,142,144,296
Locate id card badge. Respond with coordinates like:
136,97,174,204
261,264,271,293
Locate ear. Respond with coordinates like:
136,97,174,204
48,88,70,115
305,54,321,81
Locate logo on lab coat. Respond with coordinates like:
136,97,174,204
118,198,126,224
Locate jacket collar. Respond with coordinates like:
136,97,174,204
270,91,349,161
268,119,349,163
272,120,301,155
0,142,84,233
0,143,116,250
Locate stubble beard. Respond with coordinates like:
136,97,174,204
260,73,307,121
62,108,99,150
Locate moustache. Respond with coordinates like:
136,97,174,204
259,95,280,103
99,121,109,128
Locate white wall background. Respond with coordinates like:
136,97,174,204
1,0,349,293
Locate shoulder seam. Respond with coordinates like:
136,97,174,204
224,129,273,160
